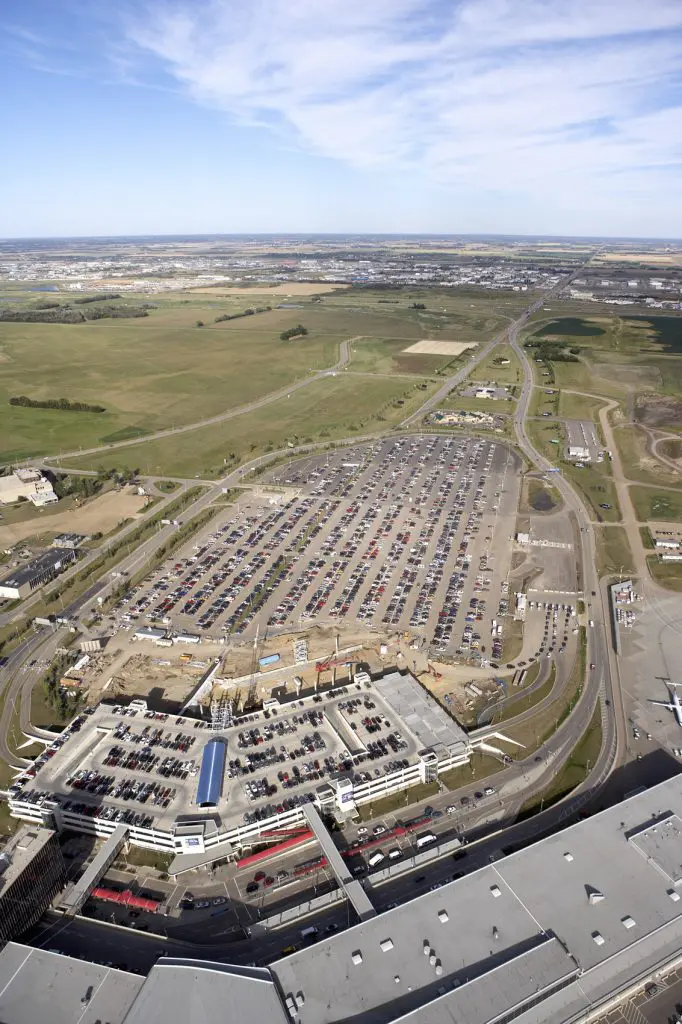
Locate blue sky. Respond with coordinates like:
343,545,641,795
2,0,682,238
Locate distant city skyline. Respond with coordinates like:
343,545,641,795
2,0,682,238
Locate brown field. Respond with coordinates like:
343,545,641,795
592,253,682,266
403,340,478,356
189,283,350,296
0,488,148,548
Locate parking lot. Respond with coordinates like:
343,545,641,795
565,419,603,463
10,684,423,834
115,435,521,662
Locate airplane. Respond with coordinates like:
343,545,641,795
649,680,682,728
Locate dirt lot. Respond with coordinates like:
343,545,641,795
0,488,148,548
635,394,682,428
189,284,351,296
403,340,478,356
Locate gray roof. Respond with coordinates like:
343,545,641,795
122,959,287,1024
0,944,143,1024
0,548,75,588
271,774,682,1024
373,671,468,756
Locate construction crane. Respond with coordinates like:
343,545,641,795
245,624,261,710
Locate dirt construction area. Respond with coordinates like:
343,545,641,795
403,340,477,356
0,487,149,548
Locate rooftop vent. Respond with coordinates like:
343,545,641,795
352,951,363,966
423,941,431,956
490,885,501,898
586,885,605,905
668,889,680,902
438,910,449,923
380,938,394,952
592,931,605,946
621,916,636,930
564,852,574,862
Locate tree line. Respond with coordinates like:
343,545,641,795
10,395,106,413
280,324,309,341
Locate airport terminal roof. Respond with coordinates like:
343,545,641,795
272,774,682,1024
0,945,143,1024
373,671,468,756
122,959,288,1024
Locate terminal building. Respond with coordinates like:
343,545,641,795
5,777,682,1022
0,547,77,600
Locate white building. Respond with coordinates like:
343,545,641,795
655,539,680,549
567,445,590,461
0,469,57,507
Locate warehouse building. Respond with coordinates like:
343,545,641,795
0,547,77,600
0,468,57,506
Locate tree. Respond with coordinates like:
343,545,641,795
196,320,204,328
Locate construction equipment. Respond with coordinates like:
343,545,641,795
427,663,443,681
245,624,261,710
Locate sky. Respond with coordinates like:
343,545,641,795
1,0,682,238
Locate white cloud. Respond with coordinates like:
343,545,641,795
126,0,682,209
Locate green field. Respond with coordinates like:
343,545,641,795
59,376,438,478
630,485,682,523
561,461,621,522
558,391,609,423
347,337,447,376
0,288,532,464
471,344,523,385
595,525,635,577
647,556,682,592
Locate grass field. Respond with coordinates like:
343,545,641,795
647,556,682,591
59,376,438,478
561,461,621,522
612,425,680,487
347,337,447,376
471,344,523,385
0,288,531,464
519,704,602,817
630,485,682,523
558,391,609,422
595,525,636,577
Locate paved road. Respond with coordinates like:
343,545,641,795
509,321,627,784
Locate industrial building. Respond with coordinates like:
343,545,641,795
0,826,66,944
0,468,57,506
0,547,77,600
5,778,682,1022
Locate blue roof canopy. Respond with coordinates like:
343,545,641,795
196,738,226,807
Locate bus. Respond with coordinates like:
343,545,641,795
415,833,437,849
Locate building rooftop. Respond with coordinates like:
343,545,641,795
0,827,55,894
0,945,143,1024
122,959,287,1024
373,671,468,757
0,547,75,589
271,773,682,1024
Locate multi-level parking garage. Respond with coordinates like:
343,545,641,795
116,436,521,663
6,669,473,857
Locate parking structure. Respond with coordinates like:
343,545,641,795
7,681,427,839
114,436,521,663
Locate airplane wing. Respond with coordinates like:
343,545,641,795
649,700,675,709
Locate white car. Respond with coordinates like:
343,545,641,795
484,787,495,797
357,827,368,836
